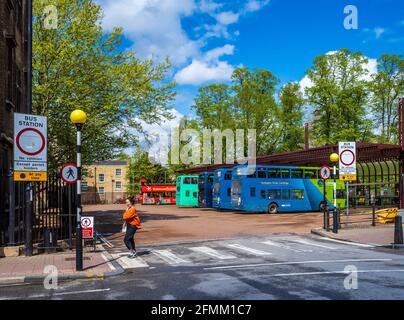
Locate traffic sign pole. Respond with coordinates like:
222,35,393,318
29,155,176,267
76,125,83,271
333,165,337,208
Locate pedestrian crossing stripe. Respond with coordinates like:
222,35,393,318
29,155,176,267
153,250,190,265
189,246,237,260
287,239,338,250
111,253,149,269
262,240,312,253
226,243,272,256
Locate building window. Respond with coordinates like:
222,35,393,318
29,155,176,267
99,174,105,183
82,168,88,176
98,187,105,194
116,181,122,190
82,181,88,192
116,169,122,177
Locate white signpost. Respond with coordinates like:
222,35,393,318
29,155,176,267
338,142,357,221
14,113,48,181
338,142,357,181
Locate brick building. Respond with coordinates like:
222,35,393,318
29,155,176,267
0,0,29,245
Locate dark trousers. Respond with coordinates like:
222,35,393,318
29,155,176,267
124,223,137,251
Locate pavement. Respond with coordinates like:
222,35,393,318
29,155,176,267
1,233,404,300
0,245,124,285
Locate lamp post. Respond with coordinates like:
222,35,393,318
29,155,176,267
70,110,87,271
330,153,339,209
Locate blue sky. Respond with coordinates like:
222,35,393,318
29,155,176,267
97,0,404,122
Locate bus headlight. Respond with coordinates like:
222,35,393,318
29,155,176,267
238,197,241,206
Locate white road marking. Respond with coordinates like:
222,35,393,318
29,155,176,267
226,243,272,256
319,237,375,248
262,240,312,253
0,289,111,300
215,269,404,280
153,250,190,265
204,258,392,270
288,238,338,250
190,246,237,260
101,253,116,271
111,253,149,269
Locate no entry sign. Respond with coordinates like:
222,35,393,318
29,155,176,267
14,113,47,181
81,217,94,239
338,142,357,181
60,163,78,184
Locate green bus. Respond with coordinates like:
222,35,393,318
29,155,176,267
176,175,199,207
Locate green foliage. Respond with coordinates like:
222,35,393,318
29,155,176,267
127,147,172,194
368,54,404,144
33,0,175,169
305,49,372,145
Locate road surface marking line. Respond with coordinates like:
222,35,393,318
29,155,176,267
111,254,149,269
262,240,312,253
190,246,237,260
153,250,190,264
203,258,392,270
288,239,338,250
319,237,375,248
214,269,404,281
101,253,116,272
226,243,272,256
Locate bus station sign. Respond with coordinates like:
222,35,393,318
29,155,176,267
13,113,48,181
338,142,356,181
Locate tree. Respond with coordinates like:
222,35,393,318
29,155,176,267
369,54,404,143
231,68,281,155
305,49,373,145
278,82,305,151
33,0,175,170
127,148,171,194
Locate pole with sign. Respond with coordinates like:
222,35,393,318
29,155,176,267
320,165,331,229
339,142,357,222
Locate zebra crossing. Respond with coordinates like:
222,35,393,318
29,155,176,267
107,236,373,270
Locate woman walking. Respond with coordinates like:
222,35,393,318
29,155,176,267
123,196,142,258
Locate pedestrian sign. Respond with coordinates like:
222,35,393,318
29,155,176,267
61,163,78,184
338,142,357,181
81,217,94,239
14,113,47,181
320,165,331,180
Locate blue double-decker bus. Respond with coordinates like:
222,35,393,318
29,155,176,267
198,172,214,208
231,165,346,214
212,168,233,210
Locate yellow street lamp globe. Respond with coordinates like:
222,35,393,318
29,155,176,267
70,110,87,125
330,153,339,163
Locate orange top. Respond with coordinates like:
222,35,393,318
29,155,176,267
123,207,142,229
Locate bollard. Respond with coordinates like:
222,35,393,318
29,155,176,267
372,204,376,227
394,215,403,245
326,208,330,232
337,205,341,230
332,209,338,234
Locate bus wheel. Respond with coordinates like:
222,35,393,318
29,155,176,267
268,203,279,214
155,200,161,205
319,202,329,211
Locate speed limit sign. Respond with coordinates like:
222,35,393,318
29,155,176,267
320,165,331,180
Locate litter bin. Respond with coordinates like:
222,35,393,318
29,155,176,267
43,229,58,253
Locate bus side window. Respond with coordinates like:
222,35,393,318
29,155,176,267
191,177,198,184
224,172,232,180
281,169,290,179
291,189,304,200
247,171,256,178
258,169,267,179
268,189,281,200
208,175,214,183
250,187,256,197
291,169,303,179
184,178,190,184
268,169,281,178
304,169,318,179
260,190,266,199
282,189,290,200
227,188,231,197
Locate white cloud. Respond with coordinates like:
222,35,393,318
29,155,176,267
215,11,240,25
374,27,385,39
97,0,199,66
175,44,235,85
245,0,271,13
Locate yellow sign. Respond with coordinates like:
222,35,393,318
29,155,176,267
14,171,47,182
340,174,356,181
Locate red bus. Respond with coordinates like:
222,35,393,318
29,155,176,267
139,179,176,205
